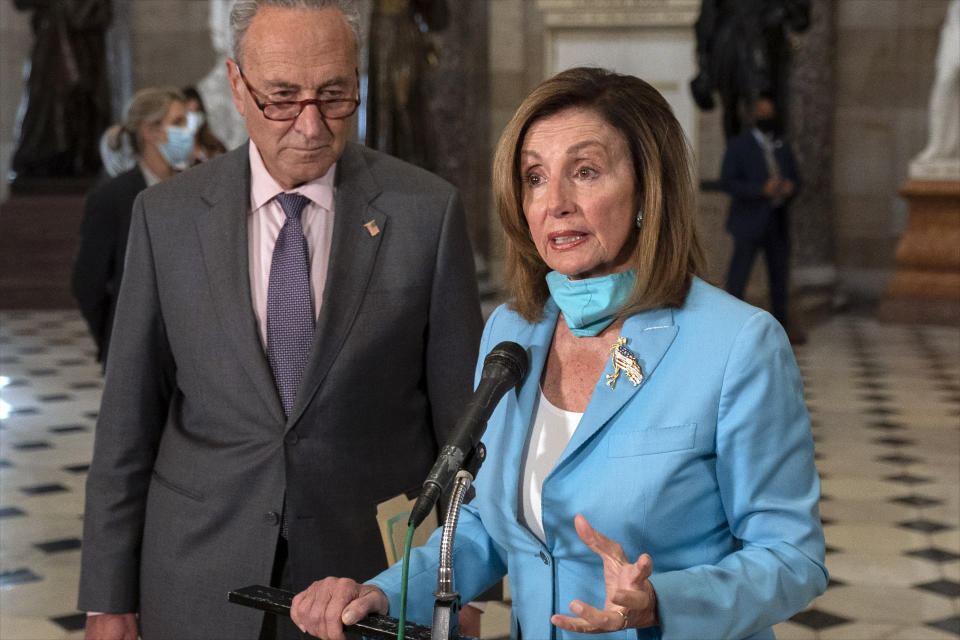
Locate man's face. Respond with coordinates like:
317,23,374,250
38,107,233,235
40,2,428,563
753,98,776,123
227,6,358,189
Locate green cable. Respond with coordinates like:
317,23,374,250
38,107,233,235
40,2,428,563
397,522,416,640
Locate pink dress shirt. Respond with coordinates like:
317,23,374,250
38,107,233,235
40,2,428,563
84,143,338,618
247,141,336,348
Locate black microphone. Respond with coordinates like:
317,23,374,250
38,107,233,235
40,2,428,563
408,341,528,528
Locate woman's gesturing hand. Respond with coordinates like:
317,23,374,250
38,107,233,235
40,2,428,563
551,514,658,634
290,577,389,640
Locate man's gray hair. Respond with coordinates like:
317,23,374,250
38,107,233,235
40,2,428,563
230,0,361,65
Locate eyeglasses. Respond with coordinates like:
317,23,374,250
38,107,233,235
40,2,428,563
235,64,360,122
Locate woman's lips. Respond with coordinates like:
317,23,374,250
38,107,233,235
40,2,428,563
549,232,587,247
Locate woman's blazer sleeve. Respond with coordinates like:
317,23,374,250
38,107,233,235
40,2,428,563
367,306,511,625
368,502,509,626
649,311,828,639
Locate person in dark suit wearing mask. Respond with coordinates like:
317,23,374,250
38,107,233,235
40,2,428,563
71,87,193,365
76,1,483,639
721,95,803,342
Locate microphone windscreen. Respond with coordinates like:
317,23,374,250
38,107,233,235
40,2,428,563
483,341,528,384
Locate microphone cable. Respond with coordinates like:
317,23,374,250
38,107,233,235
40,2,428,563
397,521,416,640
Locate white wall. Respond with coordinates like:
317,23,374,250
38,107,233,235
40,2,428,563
548,27,698,153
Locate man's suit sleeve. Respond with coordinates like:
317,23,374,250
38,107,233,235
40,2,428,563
720,137,766,201
71,185,120,357
424,188,483,445
78,192,175,613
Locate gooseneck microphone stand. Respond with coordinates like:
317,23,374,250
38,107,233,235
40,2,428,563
226,445,486,640
430,444,485,640
229,342,526,638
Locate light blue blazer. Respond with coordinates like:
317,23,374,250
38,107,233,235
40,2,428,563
370,277,827,639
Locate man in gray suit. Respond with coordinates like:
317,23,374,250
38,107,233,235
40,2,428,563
77,1,483,639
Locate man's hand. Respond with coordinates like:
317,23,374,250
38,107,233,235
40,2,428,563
763,177,781,198
779,178,795,198
290,577,389,640
84,613,138,640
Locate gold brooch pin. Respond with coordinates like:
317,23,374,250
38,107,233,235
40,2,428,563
605,337,643,389
364,220,381,237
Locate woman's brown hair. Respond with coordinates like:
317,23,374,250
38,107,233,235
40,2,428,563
493,67,706,322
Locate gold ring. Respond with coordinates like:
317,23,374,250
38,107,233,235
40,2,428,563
615,609,628,630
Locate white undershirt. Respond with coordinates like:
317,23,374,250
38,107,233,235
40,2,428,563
520,388,583,543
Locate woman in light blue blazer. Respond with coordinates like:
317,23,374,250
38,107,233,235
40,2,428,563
292,67,827,640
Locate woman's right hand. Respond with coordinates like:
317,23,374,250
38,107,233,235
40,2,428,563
290,577,389,640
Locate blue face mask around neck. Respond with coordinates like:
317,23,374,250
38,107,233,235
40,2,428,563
157,125,195,167
545,270,636,337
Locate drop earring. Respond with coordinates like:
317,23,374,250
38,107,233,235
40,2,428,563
635,210,643,229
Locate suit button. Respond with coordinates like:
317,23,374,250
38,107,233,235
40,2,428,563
285,431,299,445
539,551,550,565
264,511,280,526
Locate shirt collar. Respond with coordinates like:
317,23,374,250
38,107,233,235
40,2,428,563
751,127,775,148
138,161,163,187
248,140,336,213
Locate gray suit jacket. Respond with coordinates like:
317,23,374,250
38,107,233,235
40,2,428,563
78,142,483,639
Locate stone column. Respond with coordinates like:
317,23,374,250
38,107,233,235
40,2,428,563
106,0,133,123
787,0,837,306
421,2,491,260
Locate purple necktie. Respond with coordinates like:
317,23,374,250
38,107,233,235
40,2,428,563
267,193,314,416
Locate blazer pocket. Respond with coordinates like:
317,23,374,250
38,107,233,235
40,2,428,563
151,470,205,502
608,423,697,457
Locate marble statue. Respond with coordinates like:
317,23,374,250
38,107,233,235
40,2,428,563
197,0,248,150
366,0,447,168
11,0,113,180
909,0,960,181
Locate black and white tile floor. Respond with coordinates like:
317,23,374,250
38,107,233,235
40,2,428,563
1,310,958,639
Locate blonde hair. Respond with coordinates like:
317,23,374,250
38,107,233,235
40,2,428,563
104,87,186,157
493,67,706,322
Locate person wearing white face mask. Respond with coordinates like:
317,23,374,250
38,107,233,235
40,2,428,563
72,87,192,367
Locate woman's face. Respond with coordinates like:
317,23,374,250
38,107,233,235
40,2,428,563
520,107,638,280
144,100,188,146
159,100,188,142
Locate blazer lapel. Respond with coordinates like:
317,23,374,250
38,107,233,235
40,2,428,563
553,306,679,473
747,134,769,178
288,143,385,427
195,144,286,422
501,301,560,524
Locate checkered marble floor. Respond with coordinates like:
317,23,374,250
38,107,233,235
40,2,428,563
1,310,958,640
